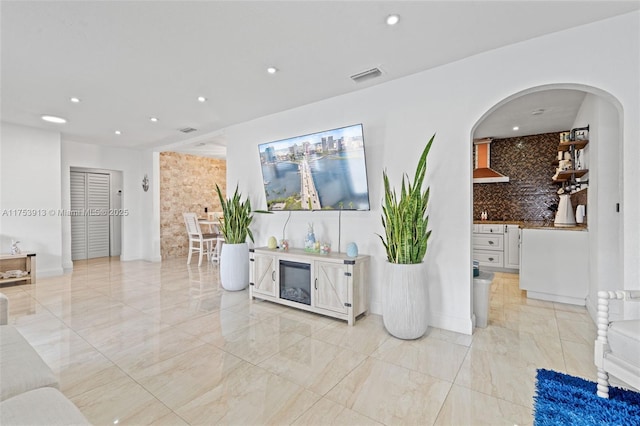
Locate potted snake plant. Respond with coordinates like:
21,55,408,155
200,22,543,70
378,134,434,339
215,184,268,291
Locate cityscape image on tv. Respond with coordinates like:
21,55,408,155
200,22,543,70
258,124,370,211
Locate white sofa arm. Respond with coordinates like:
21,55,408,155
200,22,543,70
0,293,8,326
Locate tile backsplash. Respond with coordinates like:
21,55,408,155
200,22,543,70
473,132,578,222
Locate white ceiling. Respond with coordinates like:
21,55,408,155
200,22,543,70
474,89,588,139
2,1,638,156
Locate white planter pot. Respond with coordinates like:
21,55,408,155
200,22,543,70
382,262,429,339
220,242,249,291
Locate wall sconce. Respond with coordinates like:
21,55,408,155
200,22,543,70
142,174,149,192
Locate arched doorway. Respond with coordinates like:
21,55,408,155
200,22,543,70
470,83,623,324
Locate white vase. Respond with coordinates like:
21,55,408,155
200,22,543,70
220,242,249,291
382,262,429,339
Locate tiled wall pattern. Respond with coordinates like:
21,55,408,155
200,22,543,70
473,132,587,222
160,152,226,259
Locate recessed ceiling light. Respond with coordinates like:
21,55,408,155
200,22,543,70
115,130,122,135
267,67,278,74
150,117,159,122
41,115,67,124
386,14,400,26
197,96,207,102
70,97,81,103
512,126,520,131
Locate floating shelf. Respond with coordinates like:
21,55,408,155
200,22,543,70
553,169,589,182
558,140,589,151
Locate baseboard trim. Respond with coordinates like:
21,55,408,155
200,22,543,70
37,267,64,278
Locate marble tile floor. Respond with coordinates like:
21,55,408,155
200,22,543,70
1,259,598,425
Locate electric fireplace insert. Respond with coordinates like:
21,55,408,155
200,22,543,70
279,260,311,305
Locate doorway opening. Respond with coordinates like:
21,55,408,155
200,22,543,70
70,167,123,260
470,83,623,323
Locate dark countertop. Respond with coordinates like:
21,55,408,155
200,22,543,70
474,220,588,231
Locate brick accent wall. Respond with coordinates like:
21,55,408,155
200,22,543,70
473,132,579,222
160,152,226,259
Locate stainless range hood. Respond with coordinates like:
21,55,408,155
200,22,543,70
473,138,509,183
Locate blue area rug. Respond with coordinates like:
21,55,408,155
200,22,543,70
534,369,640,425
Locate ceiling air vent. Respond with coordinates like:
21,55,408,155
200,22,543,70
350,67,382,83
179,127,198,134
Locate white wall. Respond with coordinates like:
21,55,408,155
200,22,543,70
143,150,162,262
222,12,640,334
61,140,148,267
572,95,622,319
0,123,64,276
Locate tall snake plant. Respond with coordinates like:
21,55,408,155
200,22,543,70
378,134,434,264
215,184,261,244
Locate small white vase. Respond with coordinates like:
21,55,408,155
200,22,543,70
220,242,249,291
382,262,429,339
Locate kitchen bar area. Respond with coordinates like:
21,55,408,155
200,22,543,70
473,128,590,306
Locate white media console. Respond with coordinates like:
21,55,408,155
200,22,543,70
249,247,370,325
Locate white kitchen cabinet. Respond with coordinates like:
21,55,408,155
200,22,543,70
473,225,504,268
249,248,369,325
473,224,521,271
473,233,504,251
519,228,588,305
473,250,504,268
504,225,521,270
477,224,503,234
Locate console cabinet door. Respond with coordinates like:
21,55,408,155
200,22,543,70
314,261,348,314
252,253,277,297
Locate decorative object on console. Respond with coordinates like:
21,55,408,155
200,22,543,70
267,236,278,249
10,240,21,255
346,242,358,258
319,242,331,254
378,134,434,339
304,223,317,252
280,239,289,251
215,184,270,291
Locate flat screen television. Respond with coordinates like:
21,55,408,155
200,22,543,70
258,123,370,211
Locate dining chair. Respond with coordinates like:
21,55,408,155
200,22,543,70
210,235,225,263
183,212,217,266
210,213,225,263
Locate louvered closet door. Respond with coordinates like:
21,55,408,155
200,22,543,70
70,172,88,260
87,173,110,258
70,172,110,260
